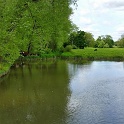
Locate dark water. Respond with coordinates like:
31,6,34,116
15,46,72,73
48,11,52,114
0,60,124,124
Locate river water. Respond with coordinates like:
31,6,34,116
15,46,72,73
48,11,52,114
0,60,124,124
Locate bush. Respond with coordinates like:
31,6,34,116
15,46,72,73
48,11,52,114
64,45,72,52
72,45,77,49
104,43,109,48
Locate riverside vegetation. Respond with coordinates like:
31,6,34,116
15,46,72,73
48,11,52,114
0,0,77,76
1,0,124,77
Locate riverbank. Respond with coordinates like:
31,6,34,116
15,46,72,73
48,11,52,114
0,64,10,78
1,47,124,78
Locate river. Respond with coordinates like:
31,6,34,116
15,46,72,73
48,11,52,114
0,60,124,124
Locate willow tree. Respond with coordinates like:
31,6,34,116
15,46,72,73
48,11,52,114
0,0,77,66
14,0,74,52
0,0,20,66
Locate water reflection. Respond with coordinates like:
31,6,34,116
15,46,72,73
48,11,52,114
1,60,124,124
0,60,70,124
67,61,124,124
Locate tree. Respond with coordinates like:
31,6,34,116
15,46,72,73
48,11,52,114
73,30,86,49
98,40,105,48
95,35,114,48
102,35,114,48
0,0,20,66
0,0,78,67
84,32,94,47
116,38,124,48
68,32,77,45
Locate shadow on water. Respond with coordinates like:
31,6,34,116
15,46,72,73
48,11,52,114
0,60,72,124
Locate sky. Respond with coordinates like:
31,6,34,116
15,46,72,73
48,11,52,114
71,0,124,41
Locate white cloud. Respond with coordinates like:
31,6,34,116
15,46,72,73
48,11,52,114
102,21,111,25
117,27,124,33
71,0,124,40
103,0,124,8
116,25,124,35
79,17,92,25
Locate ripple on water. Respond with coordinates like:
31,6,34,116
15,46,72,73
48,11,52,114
67,76,124,124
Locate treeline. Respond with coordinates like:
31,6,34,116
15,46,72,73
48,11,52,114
66,30,114,50
0,0,77,66
115,35,124,48
67,30,124,50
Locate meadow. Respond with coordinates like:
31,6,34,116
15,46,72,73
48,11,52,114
61,48,124,60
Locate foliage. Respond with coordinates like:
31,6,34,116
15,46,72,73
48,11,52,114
64,45,72,52
84,32,95,47
68,30,95,48
115,35,124,48
0,0,77,70
98,40,105,48
95,35,114,48
68,30,86,49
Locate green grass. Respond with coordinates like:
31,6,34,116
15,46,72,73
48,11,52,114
61,48,124,60
0,63,10,77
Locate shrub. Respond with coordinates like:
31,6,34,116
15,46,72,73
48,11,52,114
64,45,72,52
104,43,109,48
72,45,77,49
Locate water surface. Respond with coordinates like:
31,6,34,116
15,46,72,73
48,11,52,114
0,60,124,124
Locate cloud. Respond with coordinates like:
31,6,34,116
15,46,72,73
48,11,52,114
92,0,124,11
103,0,124,8
102,21,111,25
79,9,90,16
71,0,124,40
116,25,124,34
79,17,92,25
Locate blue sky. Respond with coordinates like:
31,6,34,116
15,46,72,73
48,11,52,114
71,0,124,41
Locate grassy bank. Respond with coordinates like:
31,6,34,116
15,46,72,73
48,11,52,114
1,48,124,78
0,63,10,78
20,48,124,61
61,48,124,60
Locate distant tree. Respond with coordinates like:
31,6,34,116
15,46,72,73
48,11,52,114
116,37,124,47
68,30,86,49
84,32,95,47
94,41,99,48
73,30,86,49
95,35,114,48
68,32,77,45
104,43,109,48
102,35,114,48
94,36,102,48
98,40,105,48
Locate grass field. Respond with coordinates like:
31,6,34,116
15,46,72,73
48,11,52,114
61,48,124,60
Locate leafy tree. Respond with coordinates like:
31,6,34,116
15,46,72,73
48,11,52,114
69,30,86,49
84,32,94,47
94,36,102,48
95,35,114,48
104,43,109,48
98,40,105,48
75,30,86,49
0,0,78,68
0,0,20,66
116,37,124,48
68,32,77,45
102,35,114,48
